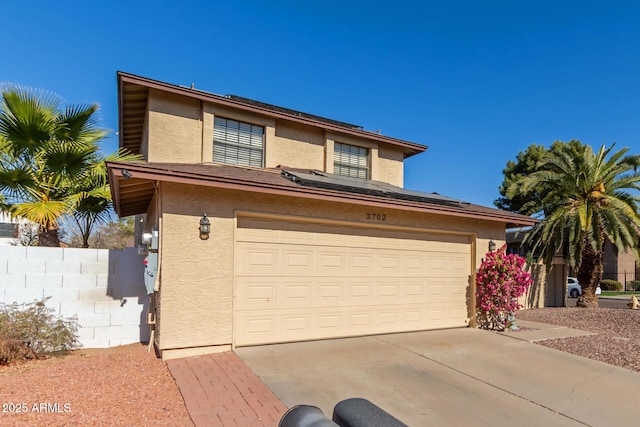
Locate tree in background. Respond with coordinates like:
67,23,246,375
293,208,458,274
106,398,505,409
506,142,640,307
66,216,135,249
0,86,139,246
494,140,583,215
494,143,547,213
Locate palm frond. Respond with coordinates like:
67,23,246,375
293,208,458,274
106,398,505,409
10,200,68,228
0,86,61,156
517,142,640,280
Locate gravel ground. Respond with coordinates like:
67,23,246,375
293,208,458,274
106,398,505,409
0,344,192,427
517,306,640,373
1,307,638,426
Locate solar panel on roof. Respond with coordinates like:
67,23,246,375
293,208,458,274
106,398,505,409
226,95,364,130
282,170,468,207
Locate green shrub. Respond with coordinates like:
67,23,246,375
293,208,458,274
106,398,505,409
0,298,80,365
600,279,623,291
629,280,640,291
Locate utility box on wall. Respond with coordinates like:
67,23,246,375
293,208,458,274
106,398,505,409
142,229,159,295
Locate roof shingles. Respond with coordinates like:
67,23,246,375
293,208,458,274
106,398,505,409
106,161,537,227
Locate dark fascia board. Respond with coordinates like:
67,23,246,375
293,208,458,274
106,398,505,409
116,71,428,158
106,161,539,228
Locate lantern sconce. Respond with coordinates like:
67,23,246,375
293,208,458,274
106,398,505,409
199,214,211,240
488,240,496,253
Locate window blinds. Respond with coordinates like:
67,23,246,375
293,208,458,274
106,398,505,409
334,142,369,179
213,117,264,167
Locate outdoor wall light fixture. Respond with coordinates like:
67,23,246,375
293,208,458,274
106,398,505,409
121,169,132,179
199,214,211,240
488,240,497,252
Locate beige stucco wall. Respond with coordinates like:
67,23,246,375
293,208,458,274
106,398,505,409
141,108,150,159
271,120,325,169
602,240,637,285
377,145,404,186
144,91,406,185
154,183,506,355
147,90,202,162
520,263,546,309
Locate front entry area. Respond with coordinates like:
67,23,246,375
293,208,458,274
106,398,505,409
233,215,472,346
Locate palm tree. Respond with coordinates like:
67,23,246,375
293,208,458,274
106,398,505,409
66,149,139,247
508,142,640,307
0,85,139,247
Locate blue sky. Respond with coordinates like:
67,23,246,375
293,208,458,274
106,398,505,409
3,1,640,207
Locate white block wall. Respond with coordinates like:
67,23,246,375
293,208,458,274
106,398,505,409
0,246,150,348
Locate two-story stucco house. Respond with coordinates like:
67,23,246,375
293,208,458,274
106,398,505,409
107,72,536,359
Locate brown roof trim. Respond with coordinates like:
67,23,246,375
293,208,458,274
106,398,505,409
107,162,538,228
117,71,427,157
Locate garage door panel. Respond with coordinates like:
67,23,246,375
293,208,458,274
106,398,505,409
377,253,402,273
349,252,374,273
450,283,467,295
377,310,400,325
318,251,346,273
404,254,427,275
248,285,275,301
237,276,469,309
428,282,446,296
450,307,469,320
236,277,278,307
236,304,467,346
427,256,447,272
238,245,279,272
245,316,276,335
234,217,471,346
348,311,373,328
318,312,342,330
283,250,314,272
283,314,310,332
449,256,468,273
377,281,400,297
318,280,345,301
283,281,312,303
404,309,422,323
405,280,426,297
348,280,373,300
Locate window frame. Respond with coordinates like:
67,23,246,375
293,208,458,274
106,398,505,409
333,142,370,179
213,116,265,167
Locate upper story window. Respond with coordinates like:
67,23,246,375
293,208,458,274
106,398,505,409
334,142,369,179
213,117,264,167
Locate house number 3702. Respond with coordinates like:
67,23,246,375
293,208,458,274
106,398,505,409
366,213,386,221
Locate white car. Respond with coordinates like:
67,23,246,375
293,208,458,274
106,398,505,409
567,277,582,298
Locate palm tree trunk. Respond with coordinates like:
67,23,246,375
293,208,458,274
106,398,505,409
576,234,602,308
38,225,61,247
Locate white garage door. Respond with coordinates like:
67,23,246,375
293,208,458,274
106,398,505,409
234,216,471,346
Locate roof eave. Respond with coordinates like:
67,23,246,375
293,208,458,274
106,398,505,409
106,162,538,228
116,71,427,158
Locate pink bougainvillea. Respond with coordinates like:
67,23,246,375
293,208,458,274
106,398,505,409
476,245,532,330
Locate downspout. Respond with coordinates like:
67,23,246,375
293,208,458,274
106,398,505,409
147,180,162,352
153,180,162,294
199,99,204,162
469,234,478,327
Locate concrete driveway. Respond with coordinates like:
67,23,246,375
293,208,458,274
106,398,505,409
236,327,640,426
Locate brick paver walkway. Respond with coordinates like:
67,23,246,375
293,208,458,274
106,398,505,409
167,351,288,427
